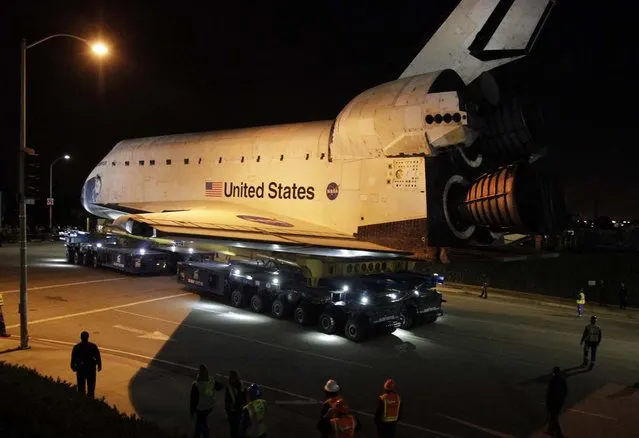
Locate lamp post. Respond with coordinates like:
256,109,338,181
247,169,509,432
19,35,108,349
49,154,71,232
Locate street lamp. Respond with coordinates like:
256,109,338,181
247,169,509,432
19,34,108,349
49,154,71,232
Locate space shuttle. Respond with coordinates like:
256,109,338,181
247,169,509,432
82,0,563,261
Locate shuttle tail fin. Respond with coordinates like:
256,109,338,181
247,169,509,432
400,0,557,83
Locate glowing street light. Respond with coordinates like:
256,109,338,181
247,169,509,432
18,33,110,349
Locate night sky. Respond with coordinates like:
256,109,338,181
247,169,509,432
1,0,637,228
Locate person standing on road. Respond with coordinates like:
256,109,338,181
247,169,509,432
581,315,602,369
225,370,246,438
0,293,10,337
375,379,402,438
322,399,361,438
576,289,586,317
619,282,629,310
598,280,607,306
70,331,102,397
190,364,223,438
545,366,567,438
480,281,488,299
240,384,267,438
318,379,345,437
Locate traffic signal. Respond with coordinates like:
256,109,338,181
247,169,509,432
25,151,41,200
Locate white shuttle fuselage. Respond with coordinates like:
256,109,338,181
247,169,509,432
82,0,561,258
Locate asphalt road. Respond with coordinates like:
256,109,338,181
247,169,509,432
1,243,638,437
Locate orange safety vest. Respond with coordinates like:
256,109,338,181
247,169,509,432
379,392,401,422
325,396,344,417
330,414,356,438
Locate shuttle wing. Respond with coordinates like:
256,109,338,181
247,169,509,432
401,0,557,83
110,202,410,258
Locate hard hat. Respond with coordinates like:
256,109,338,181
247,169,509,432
383,378,396,391
324,379,340,393
334,398,350,414
590,315,597,323
247,384,262,399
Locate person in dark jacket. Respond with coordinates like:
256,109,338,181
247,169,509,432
545,366,567,438
225,370,246,438
619,283,628,310
70,331,102,397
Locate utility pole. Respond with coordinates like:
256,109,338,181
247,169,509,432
19,38,29,349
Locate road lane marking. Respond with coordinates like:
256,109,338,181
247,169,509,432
5,293,190,329
0,277,128,294
28,336,456,438
438,414,516,437
112,325,173,341
115,309,373,369
568,408,618,421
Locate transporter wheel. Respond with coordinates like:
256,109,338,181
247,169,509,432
250,294,265,313
66,250,74,263
271,298,289,319
318,312,337,335
422,313,438,324
230,289,247,308
293,305,312,325
82,252,90,266
400,306,417,330
73,251,81,265
92,254,100,269
344,318,368,342
378,325,397,335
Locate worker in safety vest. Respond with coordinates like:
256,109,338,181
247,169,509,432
0,293,10,337
324,399,361,438
374,379,402,438
318,379,345,437
580,315,602,369
190,365,223,438
240,383,267,438
576,289,586,317
225,370,247,438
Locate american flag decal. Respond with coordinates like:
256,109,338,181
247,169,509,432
205,181,223,197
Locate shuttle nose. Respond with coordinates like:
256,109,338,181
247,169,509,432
81,173,102,215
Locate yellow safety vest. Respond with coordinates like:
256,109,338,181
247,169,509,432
585,324,601,343
576,292,585,305
195,378,216,411
244,399,267,437
0,293,4,306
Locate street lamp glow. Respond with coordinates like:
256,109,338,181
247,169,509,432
91,42,108,56
64,154,70,160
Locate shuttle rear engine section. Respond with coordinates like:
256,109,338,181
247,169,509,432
443,163,562,240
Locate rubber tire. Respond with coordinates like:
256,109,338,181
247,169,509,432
230,289,246,308
67,250,74,263
74,252,81,265
422,314,438,324
294,305,310,325
400,307,417,330
92,254,100,269
379,325,397,335
250,294,265,313
271,299,288,319
318,312,337,334
344,318,367,342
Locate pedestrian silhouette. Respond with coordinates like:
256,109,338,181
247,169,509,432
70,331,102,397
545,366,567,438
225,370,246,438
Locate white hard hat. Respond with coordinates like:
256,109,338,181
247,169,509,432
324,379,340,393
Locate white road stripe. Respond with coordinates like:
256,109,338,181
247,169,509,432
29,336,456,437
438,414,516,437
0,277,128,294
115,309,373,369
5,293,190,329
568,408,618,421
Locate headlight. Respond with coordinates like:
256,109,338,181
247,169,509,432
360,296,369,305
96,243,102,248
246,275,253,280
387,293,397,300
139,248,146,255
342,284,349,292
272,277,279,285
233,269,241,276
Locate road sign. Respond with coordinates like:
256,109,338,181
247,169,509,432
47,198,54,206
25,198,36,205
